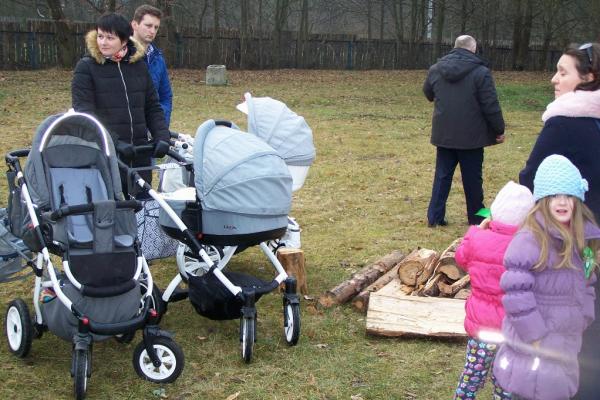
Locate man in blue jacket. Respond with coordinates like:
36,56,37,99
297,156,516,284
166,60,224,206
132,4,173,127
423,35,505,227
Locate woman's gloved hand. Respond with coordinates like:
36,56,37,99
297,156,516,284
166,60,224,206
116,140,136,160
153,140,170,158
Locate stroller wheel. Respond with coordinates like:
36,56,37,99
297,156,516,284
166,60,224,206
133,337,184,383
73,349,89,400
240,316,255,363
5,299,33,358
283,303,301,346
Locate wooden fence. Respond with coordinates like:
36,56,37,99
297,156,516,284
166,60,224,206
0,19,562,71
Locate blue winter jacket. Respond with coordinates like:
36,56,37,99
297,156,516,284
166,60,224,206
145,43,173,127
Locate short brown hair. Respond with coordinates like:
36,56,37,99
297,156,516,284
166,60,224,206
133,4,162,23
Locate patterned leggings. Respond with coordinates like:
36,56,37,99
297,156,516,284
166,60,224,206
454,337,512,399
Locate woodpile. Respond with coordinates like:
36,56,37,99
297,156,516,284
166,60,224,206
320,238,471,338
395,239,471,300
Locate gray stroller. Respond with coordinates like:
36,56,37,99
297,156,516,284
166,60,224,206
127,96,315,362
3,111,184,399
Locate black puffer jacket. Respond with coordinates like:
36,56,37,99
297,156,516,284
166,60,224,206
72,31,170,150
423,48,505,149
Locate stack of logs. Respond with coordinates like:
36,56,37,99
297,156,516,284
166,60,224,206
318,238,470,313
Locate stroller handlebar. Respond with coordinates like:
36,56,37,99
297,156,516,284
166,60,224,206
5,148,30,168
44,200,141,221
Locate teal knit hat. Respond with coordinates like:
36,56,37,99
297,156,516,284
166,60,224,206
533,154,588,201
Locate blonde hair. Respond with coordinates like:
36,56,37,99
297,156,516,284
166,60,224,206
523,197,600,272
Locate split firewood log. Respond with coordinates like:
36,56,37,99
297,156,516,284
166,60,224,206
454,288,471,300
319,250,405,307
397,248,439,286
352,263,402,314
420,273,443,297
437,264,466,281
438,275,471,297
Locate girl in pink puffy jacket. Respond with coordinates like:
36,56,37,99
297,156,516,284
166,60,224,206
453,181,534,399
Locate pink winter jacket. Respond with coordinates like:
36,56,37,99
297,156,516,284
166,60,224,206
455,220,519,338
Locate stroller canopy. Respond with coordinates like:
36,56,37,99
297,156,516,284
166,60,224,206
24,110,124,209
193,120,292,217
242,92,316,167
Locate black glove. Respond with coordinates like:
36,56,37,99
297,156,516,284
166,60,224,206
116,141,136,161
153,140,170,158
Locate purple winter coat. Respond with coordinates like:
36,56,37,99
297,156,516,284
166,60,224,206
493,215,600,400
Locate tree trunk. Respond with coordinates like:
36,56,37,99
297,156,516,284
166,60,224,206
157,0,178,67
295,0,309,68
318,250,405,307
432,0,446,60
460,0,468,32
511,0,523,70
211,0,220,64
515,0,533,70
240,0,249,69
258,0,264,68
197,0,209,38
391,0,404,68
46,0,76,69
273,0,290,69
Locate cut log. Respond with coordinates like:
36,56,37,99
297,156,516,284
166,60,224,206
319,250,405,307
420,273,443,297
397,248,438,286
454,288,471,300
277,248,308,295
366,278,466,338
351,263,402,314
437,263,465,281
438,275,471,297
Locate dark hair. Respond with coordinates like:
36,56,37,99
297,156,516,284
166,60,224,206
564,42,600,92
133,4,162,23
96,13,132,42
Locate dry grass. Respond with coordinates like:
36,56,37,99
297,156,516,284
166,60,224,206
0,69,552,399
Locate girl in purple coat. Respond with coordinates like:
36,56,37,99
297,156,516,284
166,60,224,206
493,155,600,400
453,181,534,400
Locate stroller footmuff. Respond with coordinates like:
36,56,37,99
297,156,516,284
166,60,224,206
3,111,183,399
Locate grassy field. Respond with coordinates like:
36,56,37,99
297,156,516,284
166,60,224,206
0,69,553,399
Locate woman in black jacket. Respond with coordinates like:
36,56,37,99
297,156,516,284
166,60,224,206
71,12,170,195
518,42,600,399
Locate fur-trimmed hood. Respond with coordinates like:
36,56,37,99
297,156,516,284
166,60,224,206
84,30,145,64
542,89,600,122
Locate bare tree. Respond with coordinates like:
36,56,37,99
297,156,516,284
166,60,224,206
46,0,76,68
432,0,446,59
273,0,290,68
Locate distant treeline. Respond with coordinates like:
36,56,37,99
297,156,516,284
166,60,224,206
0,19,562,71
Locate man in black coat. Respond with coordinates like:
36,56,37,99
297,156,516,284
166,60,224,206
423,35,505,227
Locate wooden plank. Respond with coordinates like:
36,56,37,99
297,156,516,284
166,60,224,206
366,279,466,338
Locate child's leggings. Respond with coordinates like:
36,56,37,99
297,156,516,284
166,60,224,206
454,337,512,399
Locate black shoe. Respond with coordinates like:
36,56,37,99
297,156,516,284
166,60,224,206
427,219,448,228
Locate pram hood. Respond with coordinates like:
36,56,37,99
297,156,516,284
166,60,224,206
241,92,316,167
24,110,124,209
193,120,292,217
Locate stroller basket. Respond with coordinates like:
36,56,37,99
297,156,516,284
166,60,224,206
188,271,268,320
0,208,31,282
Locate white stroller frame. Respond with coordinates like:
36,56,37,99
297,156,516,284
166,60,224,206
127,126,301,363
4,111,184,399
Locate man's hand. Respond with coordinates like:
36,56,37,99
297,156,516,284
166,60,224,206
496,134,506,143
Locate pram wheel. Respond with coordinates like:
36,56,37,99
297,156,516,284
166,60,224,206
73,348,90,400
133,337,184,383
283,303,300,346
5,299,33,358
240,316,256,363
